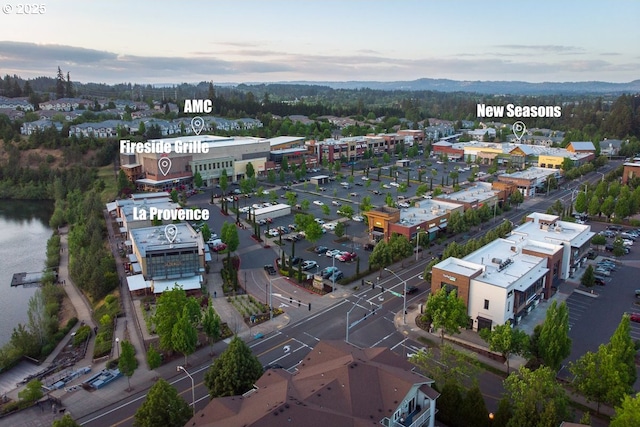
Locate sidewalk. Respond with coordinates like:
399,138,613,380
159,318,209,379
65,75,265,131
393,284,615,420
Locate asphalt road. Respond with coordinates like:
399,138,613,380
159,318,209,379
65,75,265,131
77,164,621,426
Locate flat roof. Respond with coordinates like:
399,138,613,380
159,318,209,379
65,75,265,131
270,147,307,155
436,182,499,204
148,134,267,149
499,167,559,181
152,275,202,293
397,199,462,226
267,136,305,147
464,238,550,289
251,203,291,215
126,274,150,291
517,215,594,247
130,223,202,257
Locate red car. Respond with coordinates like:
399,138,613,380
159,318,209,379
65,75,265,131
337,252,357,262
630,313,640,323
211,243,227,252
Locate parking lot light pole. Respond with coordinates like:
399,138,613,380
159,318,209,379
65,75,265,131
384,268,407,325
332,254,336,292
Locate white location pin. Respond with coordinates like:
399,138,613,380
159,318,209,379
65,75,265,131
158,156,172,177
165,224,178,243
512,121,527,142
191,116,205,135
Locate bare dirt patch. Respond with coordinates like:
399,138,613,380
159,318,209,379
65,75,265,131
58,293,77,326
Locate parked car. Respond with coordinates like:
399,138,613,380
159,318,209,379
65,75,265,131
608,225,624,232
301,260,318,271
352,215,364,222
210,243,227,252
314,245,328,254
594,277,606,286
630,313,640,323
328,271,344,282
313,200,324,206
322,223,337,231
331,200,341,206
263,265,277,275
314,218,325,224
326,249,342,258
337,252,356,262
364,243,375,251
600,230,616,238
322,266,338,279
594,267,611,276
289,257,303,266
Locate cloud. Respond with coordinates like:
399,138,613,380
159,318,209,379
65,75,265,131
0,41,637,84
495,44,585,54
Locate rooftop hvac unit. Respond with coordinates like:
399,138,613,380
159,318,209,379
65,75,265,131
492,258,503,265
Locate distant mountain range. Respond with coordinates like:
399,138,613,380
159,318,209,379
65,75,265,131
272,78,640,95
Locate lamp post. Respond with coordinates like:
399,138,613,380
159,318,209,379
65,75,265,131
332,253,336,292
384,268,407,325
115,337,120,358
596,171,605,183
177,365,195,415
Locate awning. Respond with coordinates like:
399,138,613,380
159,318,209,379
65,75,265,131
152,275,202,293
119,227,127,234
128,254,138,263
124,240,132,246
204,252,212,262
126,275,150,292
428,226,439,233
131,263,142,274
106,202,117,212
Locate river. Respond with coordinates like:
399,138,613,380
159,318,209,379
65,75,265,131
0,200,53,347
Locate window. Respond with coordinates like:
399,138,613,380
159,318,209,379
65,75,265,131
484,299,489,310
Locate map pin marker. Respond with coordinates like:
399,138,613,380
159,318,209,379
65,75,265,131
165,224,178,243
158,156,172,177
512,121,527,143
191,116,205,135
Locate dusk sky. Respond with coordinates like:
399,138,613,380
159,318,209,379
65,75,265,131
1,0,638,85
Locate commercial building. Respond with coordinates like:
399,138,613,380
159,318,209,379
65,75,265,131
249,203,292,222
496,167,561,198
430,213,593,331
187,340,439,427
621,160,640,185
120,134,270,191
365,199,463,243
127,223,206,294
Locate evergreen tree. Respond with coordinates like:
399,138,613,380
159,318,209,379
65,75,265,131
202,302,221,354
436,380,463,426
65,71,73,98
133,379,191,427
460,385,489,427
204,336,263,398
55,66,65,99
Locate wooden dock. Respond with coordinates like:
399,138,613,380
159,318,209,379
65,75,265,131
10,271,48,287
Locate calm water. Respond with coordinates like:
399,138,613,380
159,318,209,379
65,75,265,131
0,200,53,347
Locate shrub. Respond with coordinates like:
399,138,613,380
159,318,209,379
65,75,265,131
73,325,92,346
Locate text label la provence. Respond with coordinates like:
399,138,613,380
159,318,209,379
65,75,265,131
119,140,210,154
133,207,209,221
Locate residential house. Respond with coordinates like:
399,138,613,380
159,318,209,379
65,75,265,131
20,119,63,135
0,96,34,111
186,340,439,427
39,97,92,111
70,120,126,138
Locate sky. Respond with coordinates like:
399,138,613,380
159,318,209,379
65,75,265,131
0,0,639,85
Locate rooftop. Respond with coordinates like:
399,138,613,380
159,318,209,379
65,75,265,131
129,223,202,257
397,199,462,227
187,340,437,427
148,134,267,149
499,167,560,181
436,182,499,205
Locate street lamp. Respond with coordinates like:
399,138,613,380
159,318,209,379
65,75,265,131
177,365,195,415
115,337,120,358
384,268,407,325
